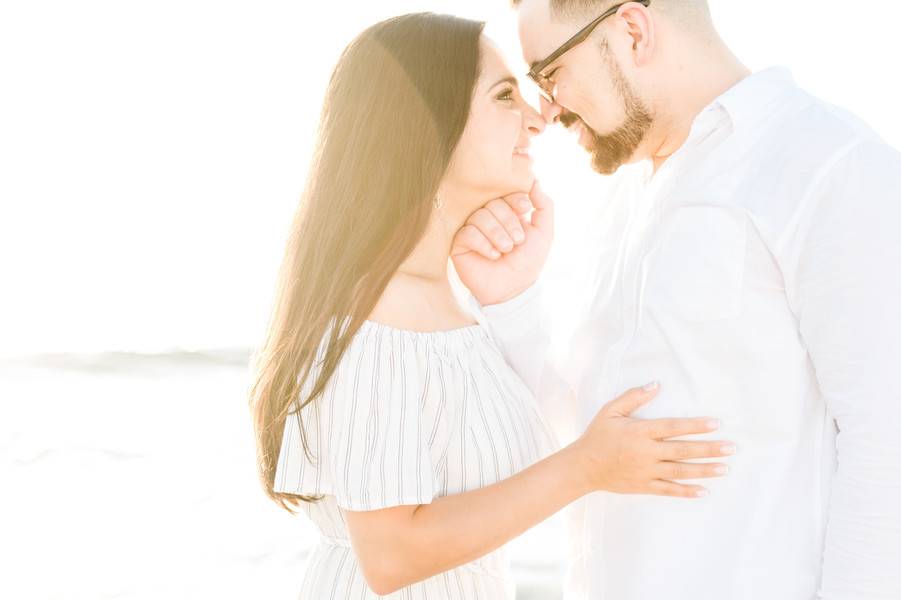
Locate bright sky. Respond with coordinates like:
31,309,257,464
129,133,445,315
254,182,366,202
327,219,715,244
2,1,899,357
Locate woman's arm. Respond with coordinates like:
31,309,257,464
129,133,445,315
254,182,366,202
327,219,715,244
344,384,735,595
346,441,588,595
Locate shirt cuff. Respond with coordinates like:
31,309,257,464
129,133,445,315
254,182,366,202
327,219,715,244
479,281,544,321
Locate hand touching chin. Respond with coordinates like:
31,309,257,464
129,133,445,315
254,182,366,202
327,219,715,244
451,182,554,306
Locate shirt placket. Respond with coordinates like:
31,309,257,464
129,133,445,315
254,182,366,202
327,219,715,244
607,161,679,396
610,110,733,395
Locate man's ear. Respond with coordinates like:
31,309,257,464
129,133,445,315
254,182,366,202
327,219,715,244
617,3,655,66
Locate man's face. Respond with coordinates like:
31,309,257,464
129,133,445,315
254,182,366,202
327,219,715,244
518,0,654,174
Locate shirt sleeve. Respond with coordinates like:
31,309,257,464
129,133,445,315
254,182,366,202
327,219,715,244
792,140,901,599
477,282,580,444
478,282,549,394
328,328,438,512
273,326,440,512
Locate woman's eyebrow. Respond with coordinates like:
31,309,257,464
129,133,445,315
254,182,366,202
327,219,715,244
488,76,518,90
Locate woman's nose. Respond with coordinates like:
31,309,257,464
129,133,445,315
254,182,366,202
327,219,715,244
524,104,547,136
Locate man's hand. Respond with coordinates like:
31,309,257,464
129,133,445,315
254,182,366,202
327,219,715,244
451,181,554,306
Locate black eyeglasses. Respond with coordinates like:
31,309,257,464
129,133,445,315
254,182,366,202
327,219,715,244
527,0,651,103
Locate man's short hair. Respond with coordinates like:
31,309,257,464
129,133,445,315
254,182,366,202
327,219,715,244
513,0,712,27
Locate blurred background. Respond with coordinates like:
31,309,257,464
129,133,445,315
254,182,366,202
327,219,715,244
2,1,899,598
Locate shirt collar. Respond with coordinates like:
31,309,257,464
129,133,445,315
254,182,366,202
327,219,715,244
710,66,797,133
637,67,796,185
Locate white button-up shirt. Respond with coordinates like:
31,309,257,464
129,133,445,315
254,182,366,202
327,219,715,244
478,67,901,599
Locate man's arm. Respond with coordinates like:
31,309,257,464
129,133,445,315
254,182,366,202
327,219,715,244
453,183,580,442
476,280,579,443
478,280,550,395
793,140,901,598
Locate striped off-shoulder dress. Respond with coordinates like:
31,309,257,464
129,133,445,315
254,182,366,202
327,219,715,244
273,319,558,599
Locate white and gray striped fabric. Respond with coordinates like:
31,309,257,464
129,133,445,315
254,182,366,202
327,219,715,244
274,320,558,599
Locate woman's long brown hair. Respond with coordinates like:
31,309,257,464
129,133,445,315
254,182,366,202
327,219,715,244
249,13,485,512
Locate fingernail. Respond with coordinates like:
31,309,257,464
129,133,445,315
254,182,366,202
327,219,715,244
517,198,532,210
491,250,501,259
641,381,659,392
706,419,721,430
513,231,525,243
714,465,729,475
502,242,514,252
720,444,737,455
695,489,710,498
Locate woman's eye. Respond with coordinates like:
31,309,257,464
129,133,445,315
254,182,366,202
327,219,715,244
497,88,515,102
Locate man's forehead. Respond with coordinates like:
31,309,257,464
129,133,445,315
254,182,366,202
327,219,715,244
517,0,573,67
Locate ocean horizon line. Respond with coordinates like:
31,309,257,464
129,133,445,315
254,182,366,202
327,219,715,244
0,347,255,373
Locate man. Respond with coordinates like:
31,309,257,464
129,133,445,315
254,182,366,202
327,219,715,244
451,0,901,598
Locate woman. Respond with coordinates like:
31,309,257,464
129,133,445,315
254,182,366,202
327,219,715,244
249,13,734,599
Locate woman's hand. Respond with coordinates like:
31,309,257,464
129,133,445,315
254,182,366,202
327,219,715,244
451,180,553,306
343,381,730,595
572,382,736,498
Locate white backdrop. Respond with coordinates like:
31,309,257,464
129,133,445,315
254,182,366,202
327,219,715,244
2,3,900,599
2,0,899,356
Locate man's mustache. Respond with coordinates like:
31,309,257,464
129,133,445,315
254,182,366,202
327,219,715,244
559,110,583,129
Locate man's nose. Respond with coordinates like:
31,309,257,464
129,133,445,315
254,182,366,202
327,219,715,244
540,96,564,124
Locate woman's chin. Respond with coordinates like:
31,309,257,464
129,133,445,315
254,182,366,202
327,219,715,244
473,169,535,202
513,168,536,192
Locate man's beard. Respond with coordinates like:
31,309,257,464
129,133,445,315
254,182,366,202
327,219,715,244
560,59,653,175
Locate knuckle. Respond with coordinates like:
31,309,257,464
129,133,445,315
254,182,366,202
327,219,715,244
465,213,484,228
472,232,493,249
459,224,479,239
490,201,514,217
456,228,480,248
473,208,493,223
676,444,692,460
488,225,508,240
490,206,513,221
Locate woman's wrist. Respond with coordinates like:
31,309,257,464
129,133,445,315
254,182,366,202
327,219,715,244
555,440,596,499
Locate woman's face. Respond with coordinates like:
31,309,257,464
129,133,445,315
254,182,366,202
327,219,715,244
442,38,546,212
